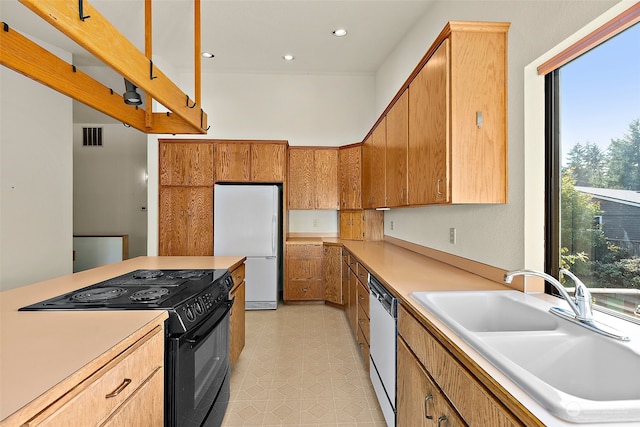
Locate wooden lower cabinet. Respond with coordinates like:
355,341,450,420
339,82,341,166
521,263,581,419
323,244,343,305
398,305,523,426
397,339,464,427
229,263,246,367
285,243,324,302
24,326,164,427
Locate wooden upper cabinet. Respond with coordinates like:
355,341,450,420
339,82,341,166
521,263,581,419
288,147,339,209
250,143,286,182
159,142,214,186
288,148,315,209
408,23,508,205
314,149,339,209
362,119,386,209
385,89,409,207
408,40,449,205
215,142,251,182
339,144,362,210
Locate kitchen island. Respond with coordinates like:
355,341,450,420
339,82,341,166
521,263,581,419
0,256,245,426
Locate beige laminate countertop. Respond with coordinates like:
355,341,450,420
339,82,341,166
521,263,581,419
0,256,245,424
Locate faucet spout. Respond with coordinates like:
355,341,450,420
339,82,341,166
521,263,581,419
560,268,593,321
504,269,581,318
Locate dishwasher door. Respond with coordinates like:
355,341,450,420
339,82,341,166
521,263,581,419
369,275,397,427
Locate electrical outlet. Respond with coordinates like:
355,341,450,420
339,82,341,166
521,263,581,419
390,221,394,230
313,218,319,228
449,227,456,244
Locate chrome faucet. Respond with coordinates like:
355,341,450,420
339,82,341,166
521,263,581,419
504,269,629,341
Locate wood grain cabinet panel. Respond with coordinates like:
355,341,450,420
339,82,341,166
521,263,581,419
288,148,339,209
215,142,251,182
339,145,362,210
100,368,163,427
159,186,213,256
323,245,343,305
397,339,465,427
398,305,522,426
385,89,409,207
229,263,246,367
250,143,286,182
159,141,214,186
339,210,383,241
408,23,508,205
26,328,164,427
362,120,386,209
285,243,324,302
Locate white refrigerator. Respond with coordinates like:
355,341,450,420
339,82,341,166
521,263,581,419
213,184,280,310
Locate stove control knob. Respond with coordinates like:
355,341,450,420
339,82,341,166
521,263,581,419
185,305,196,322
194,299,204,315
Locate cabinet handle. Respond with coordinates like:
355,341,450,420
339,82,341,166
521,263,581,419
438,415,449,426
436,179,443,196
105,378,132,398
302,288,308,292
359,294,364,301
424,395,434,420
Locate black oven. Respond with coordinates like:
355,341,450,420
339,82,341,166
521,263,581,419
167,300,233,427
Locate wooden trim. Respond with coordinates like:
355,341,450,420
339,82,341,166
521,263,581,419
537,2,640,75
0,25,200,134
157,138,289,146
18,0,207,133
383,235,544,292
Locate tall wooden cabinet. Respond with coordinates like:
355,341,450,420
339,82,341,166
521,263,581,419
408,23,509,205
322,244,342,305
159,187,213,256
288,147,339,209
385,89,409,207
339,144,362,210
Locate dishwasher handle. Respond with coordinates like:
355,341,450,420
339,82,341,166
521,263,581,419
369,274,397,318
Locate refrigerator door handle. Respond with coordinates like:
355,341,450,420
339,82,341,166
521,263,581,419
271,215,277,256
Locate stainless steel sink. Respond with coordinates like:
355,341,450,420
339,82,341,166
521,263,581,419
411,290,640,423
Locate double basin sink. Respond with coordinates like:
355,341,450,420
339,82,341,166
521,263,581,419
411,290,640,423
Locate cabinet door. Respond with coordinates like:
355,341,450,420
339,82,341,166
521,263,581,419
251,143,286,182
215,143,251,182
386,90,409,207
323,245,342,305
398,339,465,427
348,269,359,334
287,148,314,209
362,120,387,208
159,187,189,256
409,39,450,205
186,187,213,256
159,142,214,186
230,280,245,367
314,149,339,209
339,145,362,210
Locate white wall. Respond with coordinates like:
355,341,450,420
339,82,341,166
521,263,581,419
73,123,148,259
0,43,73,291
147,72,375,254
380,0,619,271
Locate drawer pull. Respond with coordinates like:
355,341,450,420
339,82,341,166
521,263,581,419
437,415,448,426
424,395,434,420
105,378,132,398
359,295,365,300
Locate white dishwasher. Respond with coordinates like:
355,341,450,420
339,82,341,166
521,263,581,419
369,273,397,427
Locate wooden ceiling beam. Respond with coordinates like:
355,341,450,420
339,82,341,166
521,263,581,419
18,0,208,134
0,24,204,134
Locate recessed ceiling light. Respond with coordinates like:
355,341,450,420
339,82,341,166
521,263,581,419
283,54,295,61
332,28,348,37
201,52,215,58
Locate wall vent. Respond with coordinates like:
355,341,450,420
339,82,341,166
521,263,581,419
82,127,103,146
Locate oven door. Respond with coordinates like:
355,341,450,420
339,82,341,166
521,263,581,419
166,301,233,427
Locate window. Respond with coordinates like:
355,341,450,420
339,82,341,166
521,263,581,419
545,18,640,322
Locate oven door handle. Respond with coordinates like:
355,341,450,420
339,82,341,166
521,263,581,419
184,301,233,347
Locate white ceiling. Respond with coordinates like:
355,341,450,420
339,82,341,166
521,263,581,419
2,0,434,122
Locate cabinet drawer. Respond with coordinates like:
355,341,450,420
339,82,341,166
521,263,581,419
356,262,369,283
287,258,322,280
231,263,246,288
357,303,370,345
287,279,324,300
27,327,164,426
357,280,369,318
287,244,322,258
398,306,521,426
356,325,370,371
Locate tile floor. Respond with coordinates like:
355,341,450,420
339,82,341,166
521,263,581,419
221,303,386,426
